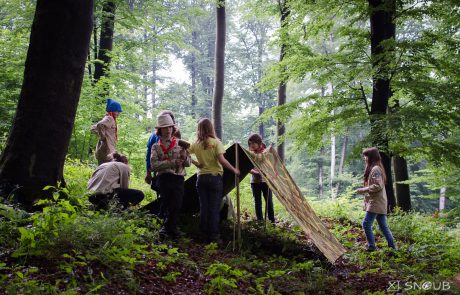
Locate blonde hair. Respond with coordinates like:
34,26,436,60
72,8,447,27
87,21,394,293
196,118,216,149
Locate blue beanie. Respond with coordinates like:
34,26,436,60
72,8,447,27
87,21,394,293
106,98,122,112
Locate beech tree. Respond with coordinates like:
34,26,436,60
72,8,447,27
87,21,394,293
255,0,459,205
93,0,116,86
212,0,226,139
276,0,289,163
0,0,93,209
368,0,397,210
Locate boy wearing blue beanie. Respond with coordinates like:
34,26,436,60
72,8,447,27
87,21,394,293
91,98,122,164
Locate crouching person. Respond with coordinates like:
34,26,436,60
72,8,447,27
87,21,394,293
150,114,191,238
88,152,144,210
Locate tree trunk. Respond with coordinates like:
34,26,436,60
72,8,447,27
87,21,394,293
277,0,289,162
0,0,93,209
330,133,336,198
191,31,198,116
368,0,396,211
439,187,446,210
393,155,411,211
318,148,324,198
257,27,265,138
258,105,265,138
390,102,411,211
151,59,158,111
212,0,226,140
94,0,116,86
338,134,348,176
334,134,348,195
203,28,215,119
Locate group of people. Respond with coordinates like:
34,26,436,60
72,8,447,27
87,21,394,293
88,99,271,243
88,98,396,251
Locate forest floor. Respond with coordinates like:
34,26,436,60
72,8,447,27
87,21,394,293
2,206,458,295
127,215,397,295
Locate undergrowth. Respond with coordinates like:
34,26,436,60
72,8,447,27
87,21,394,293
0,160,458,294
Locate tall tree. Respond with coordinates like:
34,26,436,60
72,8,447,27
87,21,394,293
318,147,325,198
393,154,411,210
0,0,93,209
190,30,198,116
368,0,396,211
212,0,226,139
93,0,116,86
276,0,289,162
390,99,411,210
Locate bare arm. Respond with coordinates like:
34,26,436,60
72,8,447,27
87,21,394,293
192,159,203,168
217,154,240,176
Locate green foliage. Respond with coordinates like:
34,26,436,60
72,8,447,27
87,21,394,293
258,0,460,201
205,262,247,295
1,1,460,292
0,162,458,293
63,158,95,198
162,271,182,283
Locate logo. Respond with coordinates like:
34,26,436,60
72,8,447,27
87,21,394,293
388,280,451,292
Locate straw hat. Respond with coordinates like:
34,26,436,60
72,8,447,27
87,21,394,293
155,114,175,129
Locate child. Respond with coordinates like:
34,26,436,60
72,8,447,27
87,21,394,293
188,118,240,243
150,114,191,238
248,134,275,223
145,110,175,185
357,147,396,252
88,152,144,210
91,98,122,164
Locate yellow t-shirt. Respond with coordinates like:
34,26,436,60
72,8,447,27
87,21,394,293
189,137,225,175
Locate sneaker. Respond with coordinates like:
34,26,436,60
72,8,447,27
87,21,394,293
366,246,376,252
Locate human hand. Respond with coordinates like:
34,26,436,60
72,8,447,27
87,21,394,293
266,145,274,153
234,168,240,176
356,187,367,194
178,139,191,149
145,173,152,184
192,159,203,168
175,159,184,167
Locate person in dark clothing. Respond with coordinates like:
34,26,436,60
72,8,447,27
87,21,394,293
150,114,191,238
248,133,275,223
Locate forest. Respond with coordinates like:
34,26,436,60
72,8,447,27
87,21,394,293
0,0,459,293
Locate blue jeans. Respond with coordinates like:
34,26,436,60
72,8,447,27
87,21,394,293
362,211,396,250
251,182,275,222
196,174,223,242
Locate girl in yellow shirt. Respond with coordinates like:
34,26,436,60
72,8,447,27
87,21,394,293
189,118,239,244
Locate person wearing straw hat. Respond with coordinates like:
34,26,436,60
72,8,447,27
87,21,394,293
91,98,122,164
150,114,191,238
145,110,176,186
